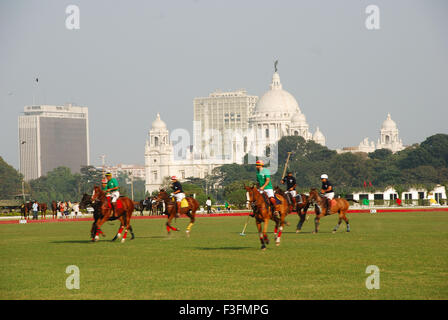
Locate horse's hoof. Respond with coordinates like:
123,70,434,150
332,230,336,234
117,233,122,239
261,246,266,251
121,238,126,243
276,242,280,247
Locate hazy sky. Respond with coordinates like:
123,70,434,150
1,0,447,169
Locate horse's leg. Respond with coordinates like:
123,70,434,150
112,216,125,241
121,213,129,243
263,218,269,245
333,212,343,233
342,211,350,232
276,215,285,246
185,209,196,237
256,220,266,250
166,210,179,234
296,208,307,233
93,215,109,241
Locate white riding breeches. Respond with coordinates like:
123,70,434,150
174,192,185,202
323,192,335,200
285,190,297,198
260,188,275,198
109,191,120,202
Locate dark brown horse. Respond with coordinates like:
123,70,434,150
90,186,135,242
51,201,58,219
245,185,290,250
20,203,28,220
39,203,48,219
308,188,354,233
154,190,199,236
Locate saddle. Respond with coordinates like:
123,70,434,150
106,197,123,209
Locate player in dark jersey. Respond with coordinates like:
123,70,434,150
320,174,334,212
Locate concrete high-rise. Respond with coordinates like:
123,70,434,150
18,104,90,181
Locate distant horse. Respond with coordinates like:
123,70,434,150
39,203,48,219
134,201,145,216
308,189,356,233
20,203,28,220
91,186,135,242
245,185,290,250
150,199,163,215
154,190,199,236
274,186,315,233
51,201,58,219
25,202,33,219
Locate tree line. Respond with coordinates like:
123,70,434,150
1,133,447,208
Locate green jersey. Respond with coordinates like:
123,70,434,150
106,178,119,191
256,168,273,190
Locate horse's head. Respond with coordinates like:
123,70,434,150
244,184,261,207
91,186,104,202
79,193,92,209
155,189,169,202
309,188,320,203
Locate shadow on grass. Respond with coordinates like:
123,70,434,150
195,246,252,251
50,240,94,244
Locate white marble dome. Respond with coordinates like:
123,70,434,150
252,72,301,116
151,113,167,130
381,113,397,130
291,112,307,125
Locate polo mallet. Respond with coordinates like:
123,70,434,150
281,152,293,180
240,214,251,236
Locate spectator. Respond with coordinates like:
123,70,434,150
32,201,39,220
72,202,80,217
206,197,212,214
225,201,230,212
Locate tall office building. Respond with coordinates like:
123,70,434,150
18,104,90,181
193,89,258,162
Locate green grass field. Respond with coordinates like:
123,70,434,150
0,211,447,300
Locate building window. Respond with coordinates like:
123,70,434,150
152,171,158,181
180,170,185,179
154,136,159,147
294,131,298,136
265,129,269,138
266,146,271,157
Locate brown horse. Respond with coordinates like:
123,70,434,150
91,186,135,242
308,188,353,233
245,185,290,250
39,203,48,219
274,187,315,233
51,201,58,219
154,190,199,236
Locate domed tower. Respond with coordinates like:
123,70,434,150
376,113,404,153
249,70,302,156
290,112,312,139
313,127,326,146
145,113,173,194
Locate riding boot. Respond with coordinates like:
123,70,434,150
270,197,279,218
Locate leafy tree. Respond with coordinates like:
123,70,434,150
0,156,23,199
